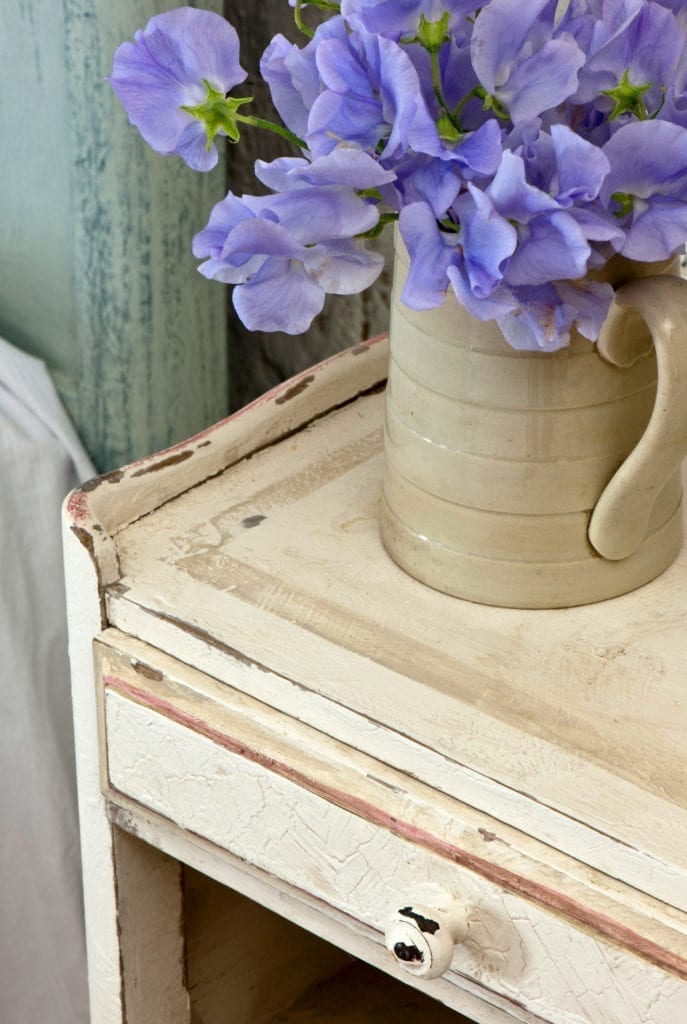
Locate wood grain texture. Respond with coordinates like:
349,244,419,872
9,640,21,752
223,0,393,408
1,1,229,471
113,828,189,1023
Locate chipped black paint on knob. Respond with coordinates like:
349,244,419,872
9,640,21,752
399,906,440,934
385,899,468,980
393,941,424,963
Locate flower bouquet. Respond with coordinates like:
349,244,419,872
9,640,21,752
110,0,687,608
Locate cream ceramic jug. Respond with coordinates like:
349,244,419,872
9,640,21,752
380,241,687,608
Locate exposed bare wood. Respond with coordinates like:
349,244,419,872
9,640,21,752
113,828,189,1023
184,868,349,1024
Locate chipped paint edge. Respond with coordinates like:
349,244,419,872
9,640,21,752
62,335,389,595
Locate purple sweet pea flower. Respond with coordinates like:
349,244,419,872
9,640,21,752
399,197,518,316
307,28,441,161
497,277,614,351
193,188,383,333
260,17,347,140
108,7,247,171
485,150,592,287
510,123,624,254
602,119,687,260
471,0,586,123
392,154,463,216
340,0,484,39
571,1,686,123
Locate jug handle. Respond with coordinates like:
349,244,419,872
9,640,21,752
589,274,687,561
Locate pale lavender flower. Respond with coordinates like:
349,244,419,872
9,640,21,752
193,188,383,333
602,119,687,260
108,7,247,171
497,278,615,351
340,0,483,39
307,28,441,160
471,0,586,123
260,18,346,140
571,1,686,123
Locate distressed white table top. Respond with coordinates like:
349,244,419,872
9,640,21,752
71,337,687,917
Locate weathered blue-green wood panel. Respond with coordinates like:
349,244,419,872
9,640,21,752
0,1,228,471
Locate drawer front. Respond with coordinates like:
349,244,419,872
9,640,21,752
98,638,687,1024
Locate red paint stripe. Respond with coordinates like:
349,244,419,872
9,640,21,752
103,673,687,982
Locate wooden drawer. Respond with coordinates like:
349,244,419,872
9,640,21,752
96,632,687,1024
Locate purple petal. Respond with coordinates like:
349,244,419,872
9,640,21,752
138,8,246,94
233,260,325,334
255,147,396,191
554,280,614,341
471,0,557,94
502,40,585,122
309,240,385,294
176,121,218,172
445,119,503,177
602,120,687,201
550,124,610,206
448,265,519,319
192,192,255,259
505,212,590,287
621,198,687,260
456,185,518,297
497,285,572,351
394,155,461,217
488,151,558,222
399,202,455,309
261,187,380,242
220,218,309,261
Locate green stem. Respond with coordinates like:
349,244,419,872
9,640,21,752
235,114,306,150
295,0,315,38
453,85,482,121
430,50,460,130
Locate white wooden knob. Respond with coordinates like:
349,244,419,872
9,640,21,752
385,900,468,980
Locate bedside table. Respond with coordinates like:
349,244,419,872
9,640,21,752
64,336,687,1024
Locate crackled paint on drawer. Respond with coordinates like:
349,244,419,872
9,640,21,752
103,678,687,1024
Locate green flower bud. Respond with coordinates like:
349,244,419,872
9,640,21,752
416,12,450,53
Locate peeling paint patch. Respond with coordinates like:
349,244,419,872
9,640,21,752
71,525,95,559
66,489,90,523
109,582,131,597
478,828,508,846
131,450,194,477
132,661,164,683
241,514,267,529
81,469,125,491
275,375,315,405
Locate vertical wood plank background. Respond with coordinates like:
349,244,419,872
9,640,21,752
0,0,229,472
0,1,392,467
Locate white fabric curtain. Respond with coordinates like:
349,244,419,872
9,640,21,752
0,336,93,1024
